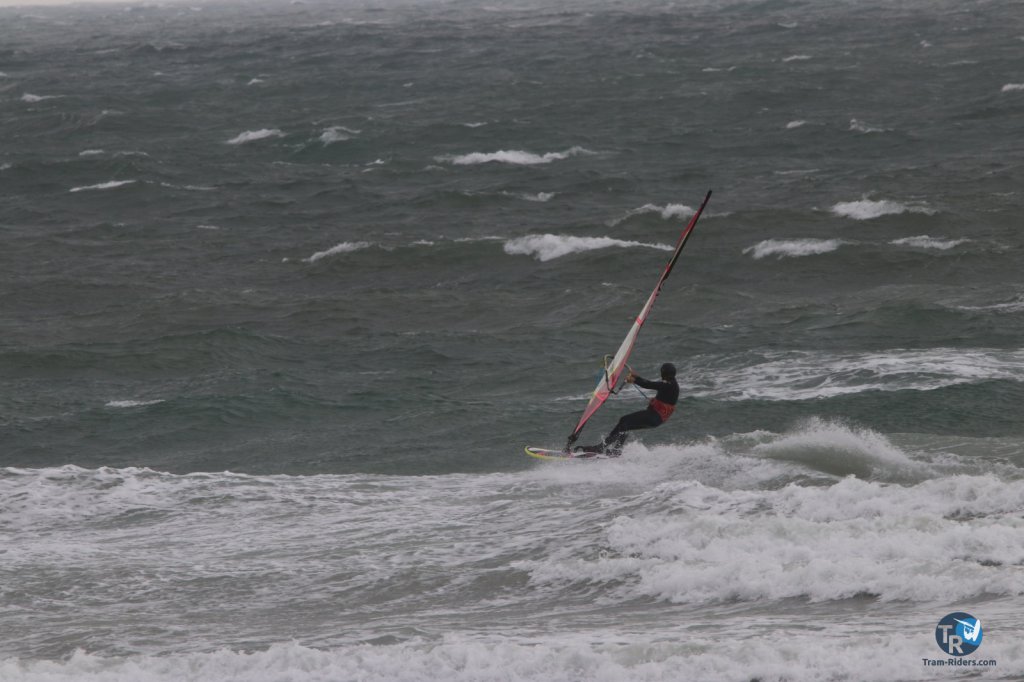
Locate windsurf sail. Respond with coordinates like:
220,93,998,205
565,190,712,450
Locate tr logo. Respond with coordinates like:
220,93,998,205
935,612,983,656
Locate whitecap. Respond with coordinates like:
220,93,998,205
782,54,811,62
957,297,1024,314
225,128,285,145
319,126,360,144
303,241,372,263
439,146,593,166
890,235,968,250
70,180,136,193
848,118,888,133
830,198,934,220
611,203,694,225
785,120,806,129
79,149,106,156
21,93,61,103
106,399,164,408
1001,83,1024,92
503,234,671,262
743,238,845,259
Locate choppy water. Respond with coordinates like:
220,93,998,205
2,0,1023,679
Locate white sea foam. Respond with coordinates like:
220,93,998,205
79,149,106,156
890,235,968,250
701,66,736,72
831,198,934,219
958,296,1024,314
319,125,360,144
782,54,811,62
743,238,845,259
1001,83,1024,92
247,77,265,85
685,348,1024,401
69,180,136,193
105,399,165,408
159,182,216,191
303,241,372,262
439,146,593,166
503,234,671,261
848,118,888,133
523,192,555,202
785,119,806,129
462,121,488,127
20,93,61,102
225,128,285,145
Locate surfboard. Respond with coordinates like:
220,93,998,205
525,446,614,460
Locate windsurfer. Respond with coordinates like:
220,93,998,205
583,362,679,456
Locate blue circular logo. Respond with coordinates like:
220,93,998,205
935,612,983,656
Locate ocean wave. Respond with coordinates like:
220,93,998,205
743,238,846,259
890,235,969,250
685,348,1024,401
782,54,811,62
785,119,807,129
830,198,934,220
438,146,593,166
105,399,165,408
69,180,137,193
20,93,62,103
225,128,285,145
611,203,694,225
319,125,360,144
848,118,889,133
519,469,1024,605
503,234,671,261
750,417,928,480
957,296,1024,314
302,241,372,263
1001,83,1024,92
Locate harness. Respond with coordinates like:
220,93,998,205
649,398,675,421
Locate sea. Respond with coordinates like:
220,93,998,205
1,0,1023,679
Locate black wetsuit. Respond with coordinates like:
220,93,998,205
601,375,679,454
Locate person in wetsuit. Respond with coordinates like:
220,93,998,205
586,362,679,456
